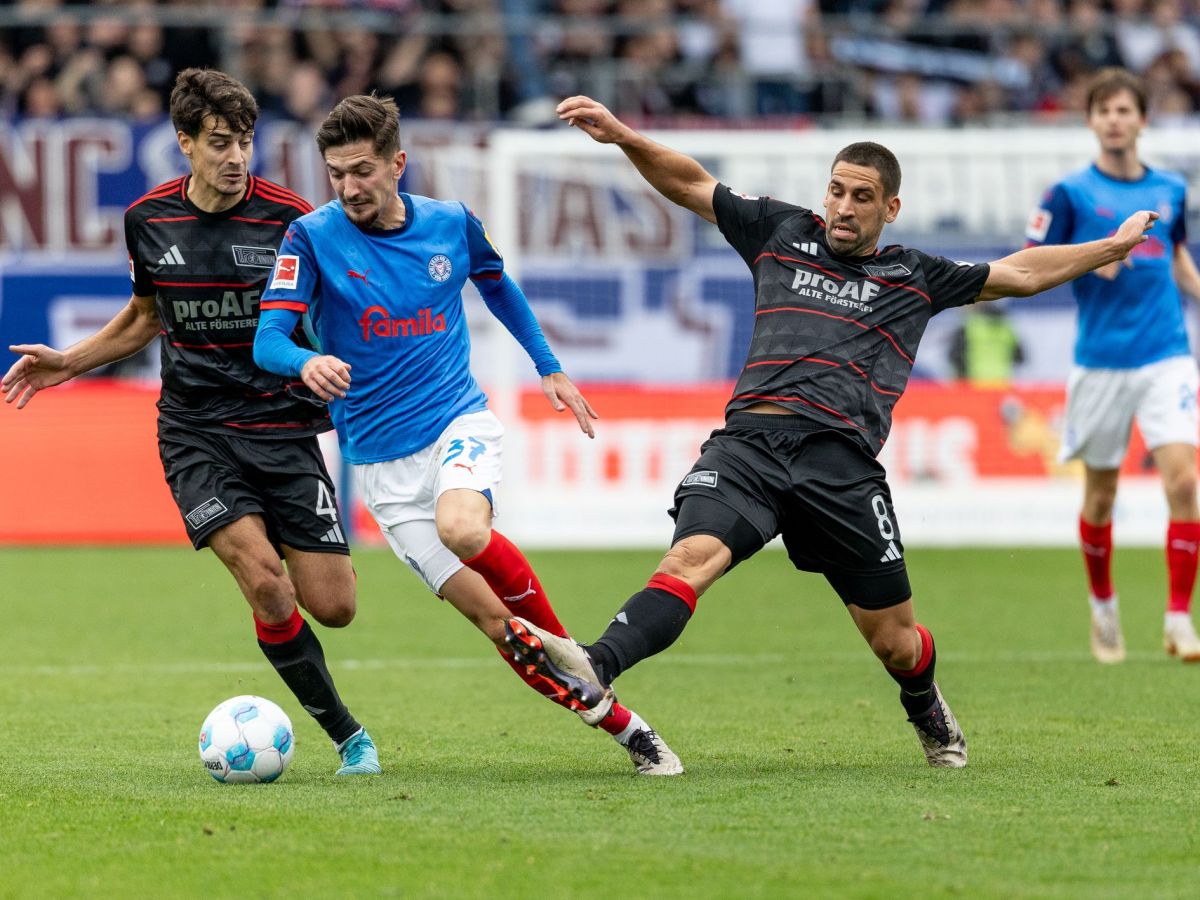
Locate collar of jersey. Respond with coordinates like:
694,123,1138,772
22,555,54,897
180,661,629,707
344,192,414,237
1089,162,1152,185
180,174,254,221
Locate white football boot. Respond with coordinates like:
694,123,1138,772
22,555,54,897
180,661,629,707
1089,595,1125,664
908,683,968,769
1164,612,1200,662
504,617,614,724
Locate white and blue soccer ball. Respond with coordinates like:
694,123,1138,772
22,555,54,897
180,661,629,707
198,695,294,784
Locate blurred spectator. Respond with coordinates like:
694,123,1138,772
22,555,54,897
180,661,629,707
3,0,1200,125
948,303,1026,388
1115,0,1200,77
1052,0,1124,85
721,0,815,115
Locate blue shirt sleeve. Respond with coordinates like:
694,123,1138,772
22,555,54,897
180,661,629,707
475,272,561,377
261,220,321,312
1173,187,1187,245
256,219,321,377
1025,183,1073,247
254,308,317,377
463,204,505,279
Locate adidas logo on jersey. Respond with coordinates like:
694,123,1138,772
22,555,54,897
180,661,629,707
880,540,902,562
157,245,185,266
320,524,345,544
792,241,820,256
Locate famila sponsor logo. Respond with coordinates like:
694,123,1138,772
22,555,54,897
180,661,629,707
359,305,447,340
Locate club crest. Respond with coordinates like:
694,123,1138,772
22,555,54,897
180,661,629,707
428,254,453,282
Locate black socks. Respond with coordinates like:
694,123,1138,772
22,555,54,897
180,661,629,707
259,620,360,745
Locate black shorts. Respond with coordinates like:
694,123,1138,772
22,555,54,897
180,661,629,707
669,413,911,609
158,419,349,555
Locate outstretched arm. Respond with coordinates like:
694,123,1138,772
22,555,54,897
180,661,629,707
978,210,1158,302
3,293,159,409
557,95,719,224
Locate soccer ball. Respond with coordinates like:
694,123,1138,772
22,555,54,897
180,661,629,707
198,695,294,784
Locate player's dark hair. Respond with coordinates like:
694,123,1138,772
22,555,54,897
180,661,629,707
1086,67,1148,117
832,142,901,198
169,68,258,137
316,94,402,158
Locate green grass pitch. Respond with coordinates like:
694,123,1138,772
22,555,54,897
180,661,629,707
2,545,1198,898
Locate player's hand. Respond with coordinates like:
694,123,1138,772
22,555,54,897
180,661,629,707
3,344,72,409
300,354,351,401
541,372,598,439
1111,209,1158,257
556,96,631,145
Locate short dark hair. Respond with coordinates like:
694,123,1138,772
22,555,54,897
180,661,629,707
1086,67,1148,117
316,94,401,158
832,142,901,198
169,68,258,137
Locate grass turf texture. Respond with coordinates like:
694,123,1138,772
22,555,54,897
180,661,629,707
1,546,1197,899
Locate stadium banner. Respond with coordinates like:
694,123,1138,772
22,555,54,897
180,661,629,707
0,380,1170,547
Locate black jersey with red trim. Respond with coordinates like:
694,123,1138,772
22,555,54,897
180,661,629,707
124,175,329,437
714,184,990,455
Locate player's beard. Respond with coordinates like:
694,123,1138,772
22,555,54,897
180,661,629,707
827,221,865,256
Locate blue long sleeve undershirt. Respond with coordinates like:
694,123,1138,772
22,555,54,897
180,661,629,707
475,272,561,376
254,308,313,378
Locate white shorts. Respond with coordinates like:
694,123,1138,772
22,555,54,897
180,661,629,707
1059,355,1199,469
353,410,504,593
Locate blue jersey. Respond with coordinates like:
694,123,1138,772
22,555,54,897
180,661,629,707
1026,163,1189,369
260,194,508,463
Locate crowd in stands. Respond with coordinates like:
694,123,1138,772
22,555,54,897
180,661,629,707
3,1,1200,125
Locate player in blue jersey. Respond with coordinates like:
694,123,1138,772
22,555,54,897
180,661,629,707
1026,68,1200,665
253,93,682,775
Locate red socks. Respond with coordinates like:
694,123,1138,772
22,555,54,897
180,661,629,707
463,530,566,637
1079,517,1114,600
254,607,304,643
885,623,934,678
467,531,637,732
1166,521,1200,613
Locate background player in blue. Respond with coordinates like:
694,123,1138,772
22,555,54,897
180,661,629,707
2,69,379,775
254,94,683,775
1026,68,1200,666
504,93,1157,771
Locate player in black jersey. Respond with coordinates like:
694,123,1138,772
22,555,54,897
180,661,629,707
2,69,379,775
505,95,1157,769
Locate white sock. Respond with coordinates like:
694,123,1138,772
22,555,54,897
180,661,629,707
614,711,648,746
1089,593,1118,614
1165,611,1193,628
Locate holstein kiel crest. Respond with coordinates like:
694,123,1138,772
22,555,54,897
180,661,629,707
428,254,453,282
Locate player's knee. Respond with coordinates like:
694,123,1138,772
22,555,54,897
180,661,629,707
869,630,918,669
1164,471,1197,509
243,567,295,621
309,595,356,628
437,517,490,559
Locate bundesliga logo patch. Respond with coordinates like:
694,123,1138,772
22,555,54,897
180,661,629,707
271,255,300,290
428,254,452,283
